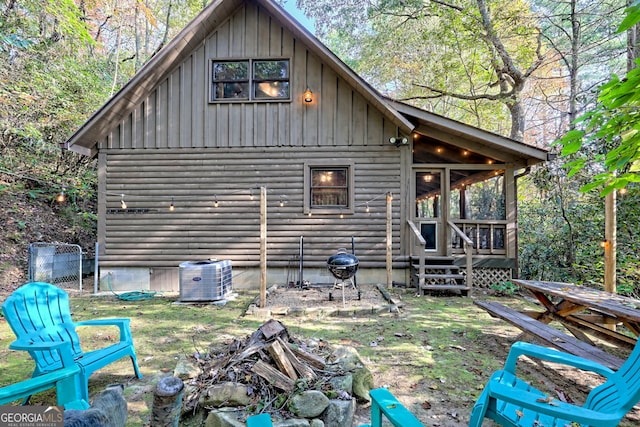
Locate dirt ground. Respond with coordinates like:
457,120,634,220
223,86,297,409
263,282,399,315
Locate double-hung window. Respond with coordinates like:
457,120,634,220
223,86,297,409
211,59,290,101
304,163,354,215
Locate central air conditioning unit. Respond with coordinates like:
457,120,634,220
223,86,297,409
179,260,232,302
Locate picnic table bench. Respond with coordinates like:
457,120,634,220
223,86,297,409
474,300,624,370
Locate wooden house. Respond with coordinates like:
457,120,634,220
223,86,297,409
64,0,548,294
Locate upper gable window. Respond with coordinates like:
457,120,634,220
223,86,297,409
211,59,290,102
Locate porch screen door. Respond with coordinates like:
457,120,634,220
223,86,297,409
415,170,444,253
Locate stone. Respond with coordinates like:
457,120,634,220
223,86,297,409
289,390,329,418
352,367,374,402
322,399,355,427
330,346,363,372
274,419,310,427
204,408,245,427
309,419,325,427
201,382,251,407
329,346,372,402
329,375,353,394
181,383,200,415
64,384,127,427
174,355,201,380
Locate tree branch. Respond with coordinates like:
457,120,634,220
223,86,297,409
403,83,516,102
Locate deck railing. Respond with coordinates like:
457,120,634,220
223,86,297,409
407,220,426,287
447,220,474,288
408,219,476,289
450,220,507,255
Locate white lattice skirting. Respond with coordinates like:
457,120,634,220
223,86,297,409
469,268,512,288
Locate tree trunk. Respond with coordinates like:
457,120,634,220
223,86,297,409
151,376,184,427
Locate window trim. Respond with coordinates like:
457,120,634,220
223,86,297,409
209,58,291,103
304,162,355,215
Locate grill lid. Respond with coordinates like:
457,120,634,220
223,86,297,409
327,249,359,280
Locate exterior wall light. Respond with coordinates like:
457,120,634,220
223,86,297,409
303,87,313,103
389,136,408,146
56,188,66,203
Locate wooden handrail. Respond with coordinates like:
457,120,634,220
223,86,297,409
448,220,473,246
407,220,427,246
447,220,473,290
407,220,426,288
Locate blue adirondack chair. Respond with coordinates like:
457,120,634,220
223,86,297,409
246,413,273,426
246,388,424,427
0,341,88,409
469,341,640,427
360,388,424,427
1,282,143,403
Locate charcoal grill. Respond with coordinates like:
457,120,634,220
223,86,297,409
327,249,359,281
327,248,359,306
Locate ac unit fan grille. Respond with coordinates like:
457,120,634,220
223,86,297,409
179,260,232,302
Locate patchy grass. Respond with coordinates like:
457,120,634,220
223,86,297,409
1,288,638,426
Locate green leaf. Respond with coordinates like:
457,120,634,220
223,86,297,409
565,158,586,178
618,3,640,33
580,181,603,193
557,130,585,155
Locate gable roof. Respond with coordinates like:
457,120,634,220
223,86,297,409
389,100,548,165
63,0,415,157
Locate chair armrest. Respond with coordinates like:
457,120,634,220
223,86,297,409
74,318,133,342
486,380,621,427
9,339,76,367
75,318,130,326
504,342,614,378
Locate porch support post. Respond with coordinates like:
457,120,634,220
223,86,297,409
604,190,616,331
466,242,473,289
260,186,267,308
386,192,393,290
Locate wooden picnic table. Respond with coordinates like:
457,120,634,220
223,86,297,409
511,279,640,350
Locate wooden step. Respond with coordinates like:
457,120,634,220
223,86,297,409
421,284,470,291
418,273,465,281
421,284,471,296
417,264,461,271
424,255,456,262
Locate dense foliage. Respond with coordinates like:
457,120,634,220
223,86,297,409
0,0,205,227
558,1,640,195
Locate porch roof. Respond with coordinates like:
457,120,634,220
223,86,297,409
389,100,549,165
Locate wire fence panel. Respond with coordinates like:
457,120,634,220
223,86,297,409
28,243,82,290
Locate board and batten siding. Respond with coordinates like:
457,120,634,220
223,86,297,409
100,146,403,268
101,2,389,152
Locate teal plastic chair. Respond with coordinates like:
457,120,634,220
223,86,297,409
0,341,88,409
359,388,424,427
469,341,640,427
1,282,143,403
246,413,273,426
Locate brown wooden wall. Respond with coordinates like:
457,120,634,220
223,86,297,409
99,146,403,268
